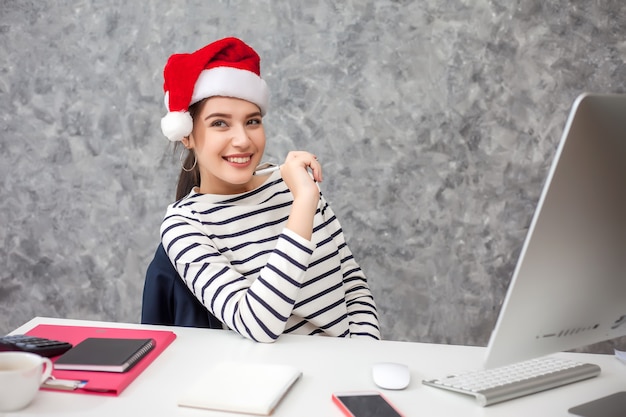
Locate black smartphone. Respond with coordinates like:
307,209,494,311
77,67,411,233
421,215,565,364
332,391,405,417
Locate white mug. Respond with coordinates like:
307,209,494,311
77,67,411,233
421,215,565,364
0,351,53,412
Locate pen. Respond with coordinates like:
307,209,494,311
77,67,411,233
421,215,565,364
253,164,281,176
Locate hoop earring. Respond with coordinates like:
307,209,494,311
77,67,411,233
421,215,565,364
180,149,197,172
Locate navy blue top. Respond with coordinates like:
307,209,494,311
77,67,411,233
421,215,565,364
141,243,223,329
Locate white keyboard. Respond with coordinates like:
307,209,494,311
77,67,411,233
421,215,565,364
422,357,601,406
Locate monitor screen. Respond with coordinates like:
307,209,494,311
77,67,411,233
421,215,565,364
484,93,626,369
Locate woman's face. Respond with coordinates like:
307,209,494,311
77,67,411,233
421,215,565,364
185,96,267,195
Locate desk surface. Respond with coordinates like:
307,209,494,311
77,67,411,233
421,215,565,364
6,317,625,416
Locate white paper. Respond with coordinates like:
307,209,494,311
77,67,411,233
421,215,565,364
178,361,301,415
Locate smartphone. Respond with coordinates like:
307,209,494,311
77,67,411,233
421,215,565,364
332,391,405,417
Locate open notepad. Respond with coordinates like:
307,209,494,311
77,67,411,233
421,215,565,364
178,361,301,415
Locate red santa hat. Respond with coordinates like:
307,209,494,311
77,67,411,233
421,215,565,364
160,37,269,142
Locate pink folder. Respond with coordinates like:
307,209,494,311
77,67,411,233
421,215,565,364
26,324,177,396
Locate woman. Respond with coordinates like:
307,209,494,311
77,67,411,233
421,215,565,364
157,37,380,342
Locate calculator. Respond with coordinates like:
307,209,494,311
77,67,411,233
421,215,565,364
0,335,73,357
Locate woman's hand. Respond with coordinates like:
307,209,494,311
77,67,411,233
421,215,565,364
280,151,322,201
280,151,323,240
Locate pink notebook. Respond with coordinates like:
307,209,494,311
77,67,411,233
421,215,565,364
26,324,176,396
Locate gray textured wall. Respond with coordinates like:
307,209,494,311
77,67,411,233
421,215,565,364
1,1,625,352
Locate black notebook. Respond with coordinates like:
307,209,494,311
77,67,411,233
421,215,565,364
53,337,155,373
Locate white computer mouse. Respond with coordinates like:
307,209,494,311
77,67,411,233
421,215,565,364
371,362,411,390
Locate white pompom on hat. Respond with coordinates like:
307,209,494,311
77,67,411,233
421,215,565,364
160,37,269,142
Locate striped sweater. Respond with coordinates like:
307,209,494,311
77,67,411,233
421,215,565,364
160,170,381,342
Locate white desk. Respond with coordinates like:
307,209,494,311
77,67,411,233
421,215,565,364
6,317,625,416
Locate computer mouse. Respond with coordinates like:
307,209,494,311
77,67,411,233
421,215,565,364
371,362,411,390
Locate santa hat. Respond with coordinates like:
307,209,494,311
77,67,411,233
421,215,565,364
160,37,269,142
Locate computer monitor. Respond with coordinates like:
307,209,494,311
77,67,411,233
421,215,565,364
484,93,626,369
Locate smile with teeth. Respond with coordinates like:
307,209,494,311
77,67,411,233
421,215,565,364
225,156,252,164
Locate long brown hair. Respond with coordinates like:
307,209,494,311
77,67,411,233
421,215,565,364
175,99,207,200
